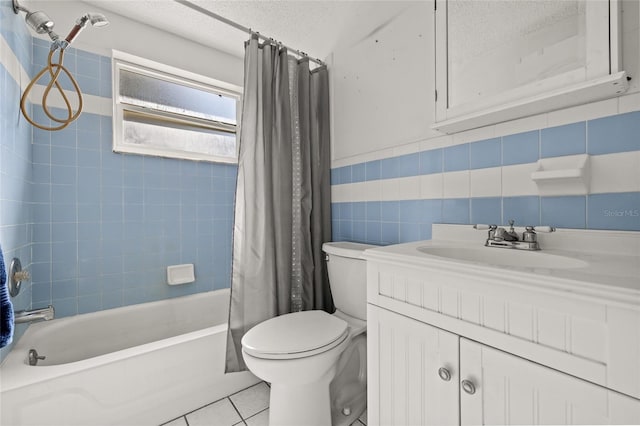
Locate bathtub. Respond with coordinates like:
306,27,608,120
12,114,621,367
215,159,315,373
0,288,259,425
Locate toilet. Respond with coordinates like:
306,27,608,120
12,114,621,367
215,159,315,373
241,241,375,426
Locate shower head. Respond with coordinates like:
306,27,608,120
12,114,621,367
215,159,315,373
25,10,55,34
13,0,59,41
13,1,108,49
84,13,110,28
64,12,110,47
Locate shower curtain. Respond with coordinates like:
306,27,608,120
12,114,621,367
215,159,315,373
225,36,332,372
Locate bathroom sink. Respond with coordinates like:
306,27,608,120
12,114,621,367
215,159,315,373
417,246,589,269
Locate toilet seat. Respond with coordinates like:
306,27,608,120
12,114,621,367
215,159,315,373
242,311,349,360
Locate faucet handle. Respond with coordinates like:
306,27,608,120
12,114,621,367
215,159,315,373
522,225,556,243
534,226,556,233
474,224,498,242
522,226,537,242
473,224,497,230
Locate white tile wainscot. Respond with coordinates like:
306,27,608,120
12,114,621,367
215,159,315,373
364,224,640,425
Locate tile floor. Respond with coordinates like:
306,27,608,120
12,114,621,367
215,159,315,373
161,382,367,426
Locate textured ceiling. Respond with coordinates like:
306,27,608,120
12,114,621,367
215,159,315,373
82,0,371,61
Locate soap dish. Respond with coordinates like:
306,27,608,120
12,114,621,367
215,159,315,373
531,154,590,196
167,264,195,285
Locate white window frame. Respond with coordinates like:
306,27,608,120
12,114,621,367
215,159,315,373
112,50,242,163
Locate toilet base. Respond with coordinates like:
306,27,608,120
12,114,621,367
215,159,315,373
330,333,367,426
269,378,332,426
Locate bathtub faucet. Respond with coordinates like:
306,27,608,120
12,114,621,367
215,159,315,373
14,305,55,324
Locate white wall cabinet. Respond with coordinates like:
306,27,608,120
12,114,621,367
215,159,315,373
368,305,640,426
433,0,629,133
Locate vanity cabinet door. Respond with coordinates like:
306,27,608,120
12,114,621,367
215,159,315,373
367,305,459,426
460,339,640,425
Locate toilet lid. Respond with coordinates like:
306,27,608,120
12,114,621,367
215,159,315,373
242,311,348,359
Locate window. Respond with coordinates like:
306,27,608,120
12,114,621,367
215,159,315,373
113,51,242,163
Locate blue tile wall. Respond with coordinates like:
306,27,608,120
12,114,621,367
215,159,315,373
0,1,31,74
396,153,420,178
470,197,502,225
30,109,238,318
541,196,586,229
502,130,539,166
503,196,540,227
1,25,239,346
0,8,34,361
419,148,442,175
541,122,586,158
331,112,640,245
587,192,640,231
365,160,381,181
469,138,501,169
587,111,640,155
444,143,469,172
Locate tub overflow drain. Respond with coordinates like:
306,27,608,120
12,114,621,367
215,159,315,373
28,349,46,366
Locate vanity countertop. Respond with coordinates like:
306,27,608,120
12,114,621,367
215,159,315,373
363,225,640,308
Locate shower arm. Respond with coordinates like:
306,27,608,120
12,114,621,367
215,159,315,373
12,0,26,14
12,0,61,43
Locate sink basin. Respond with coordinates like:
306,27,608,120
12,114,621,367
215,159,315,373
417,246,589,269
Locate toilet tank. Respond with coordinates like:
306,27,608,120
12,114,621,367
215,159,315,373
323,242,377,321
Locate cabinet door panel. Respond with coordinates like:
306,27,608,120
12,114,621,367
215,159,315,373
368,306,459,426
460,339,640,425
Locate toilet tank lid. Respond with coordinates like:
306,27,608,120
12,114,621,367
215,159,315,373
322,242,377,259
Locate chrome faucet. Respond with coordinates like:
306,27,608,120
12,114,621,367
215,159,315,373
14,305,55,324
474,221,555,251
493,220,519,241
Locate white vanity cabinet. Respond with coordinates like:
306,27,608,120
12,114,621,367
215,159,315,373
368,306,640,426
459,338,640,425
368,306,459,425
365,226,640,426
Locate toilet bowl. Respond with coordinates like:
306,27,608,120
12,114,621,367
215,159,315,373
241,242,374,426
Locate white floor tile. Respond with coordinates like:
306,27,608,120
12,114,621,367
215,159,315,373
186,398,243,426
161,417,188,426
359,409,368,425
245,409,269,426
229,382,271,419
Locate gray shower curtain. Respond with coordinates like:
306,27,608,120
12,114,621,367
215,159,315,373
225,36,332,373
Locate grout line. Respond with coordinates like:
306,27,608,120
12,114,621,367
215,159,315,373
159,414,188,426
179,395,230,419
227,395,246,422
245,407,269,422
166,380,267,426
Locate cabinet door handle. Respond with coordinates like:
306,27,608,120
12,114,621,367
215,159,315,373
461,379,476,395
438,367,452,381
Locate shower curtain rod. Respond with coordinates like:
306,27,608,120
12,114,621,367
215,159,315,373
173,0,326,66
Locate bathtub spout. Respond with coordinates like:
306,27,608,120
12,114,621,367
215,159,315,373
14,305,55,324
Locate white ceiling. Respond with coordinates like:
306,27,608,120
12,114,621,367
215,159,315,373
81,0,381,61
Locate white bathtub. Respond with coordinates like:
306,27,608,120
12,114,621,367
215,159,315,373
0,289,259,425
